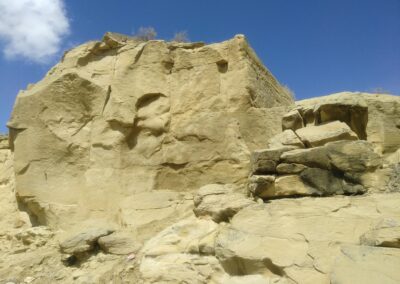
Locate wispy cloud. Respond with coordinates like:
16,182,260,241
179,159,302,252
0,0,70,63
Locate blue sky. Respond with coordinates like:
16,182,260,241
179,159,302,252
0,0,399,133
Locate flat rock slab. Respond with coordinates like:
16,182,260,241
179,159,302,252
281,140,382,173
215,193,400,284
295,121,358,147
268,129,305,149
60,228,114,254
331,245,400,284
360,220,400,248
251,146,297,174
98,232,140,255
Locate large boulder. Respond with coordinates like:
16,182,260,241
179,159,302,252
7,33,294,228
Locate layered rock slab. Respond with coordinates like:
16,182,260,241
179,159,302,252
296,92,400,155
8,34,293,228
215,193,400,284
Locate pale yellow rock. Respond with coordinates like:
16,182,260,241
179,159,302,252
248,174,276,198
295,121,358,147
0,134,8,149
139,216,225,283
0,137,29,229
215,193,400,284
193,184,255,222
276,163,307,174
2,33,400,284
8,34,293,229
97,231,140,255
280,140,382,173
59,227,114,255
267,129,305,149
141,216,218,256
282,109,304,131
360,219,400,248
331,245,400,284
251,146,297,174
139,253,226,284
274,175,317,197
117,190,193,242
297,92,400,154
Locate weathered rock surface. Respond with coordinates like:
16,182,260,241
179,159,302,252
60,228,114,255
331,245,400,284
296,92,400,154
281,140,381,172
248,174,276,198
0,135,31,230
267,130,305,149
216,193,400,284
117,190,193,242
0,134,9,149
1,32,399,284
360,219,400,248
193,184,255,223
276,163,307,174
282,109,304,131
251,146,297,174
8,33,293,229
295,121,358,147
97,231,139,255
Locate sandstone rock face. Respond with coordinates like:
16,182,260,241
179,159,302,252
250,140,381,199
8,33,293,228
296,92,400,155
2,32,400,284
0,135,30,229
248,96,392,199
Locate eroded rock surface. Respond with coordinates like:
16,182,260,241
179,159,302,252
8,33,293,229
216,193,400,284
1,33,399,284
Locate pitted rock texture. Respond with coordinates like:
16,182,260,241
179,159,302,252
8,33,293,228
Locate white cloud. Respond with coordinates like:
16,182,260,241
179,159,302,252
0,0,70,63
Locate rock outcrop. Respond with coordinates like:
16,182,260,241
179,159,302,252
249,94,399,199
8,33,293,229
296,92,400,155
1,33,399,284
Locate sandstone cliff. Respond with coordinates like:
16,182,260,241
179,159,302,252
1,33,399,284
8,33,293,228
